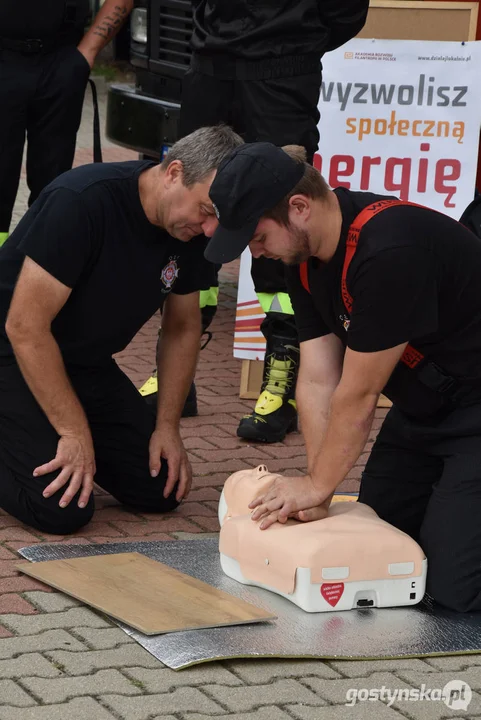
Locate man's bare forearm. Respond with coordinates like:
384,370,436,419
155,317,201,428
8,332,90,438
78,0,133,63
296,379,336,470
309,387,378,499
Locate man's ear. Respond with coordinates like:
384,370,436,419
164,159,184,186
289,194,311,219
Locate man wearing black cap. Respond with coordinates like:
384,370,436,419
205,141,481,613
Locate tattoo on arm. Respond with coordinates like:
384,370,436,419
93,5,128,41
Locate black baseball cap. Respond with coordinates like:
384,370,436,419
204,142,305,264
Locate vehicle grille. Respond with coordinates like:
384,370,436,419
155,0,193,68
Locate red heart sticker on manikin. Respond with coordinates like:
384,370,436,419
321,583,345,607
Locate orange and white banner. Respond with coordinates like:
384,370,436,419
235,38,481,360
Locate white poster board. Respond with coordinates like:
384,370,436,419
234,38,481,360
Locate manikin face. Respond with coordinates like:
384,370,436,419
248,216,311,265
160,166,219,241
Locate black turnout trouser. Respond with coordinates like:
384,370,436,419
359,403,481,613
0,44,90,234
0,360,179,535
179,56,322,294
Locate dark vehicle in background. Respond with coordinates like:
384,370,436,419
106,0,191,159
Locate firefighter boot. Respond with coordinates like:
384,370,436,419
139,305,216,417
237,313,300,443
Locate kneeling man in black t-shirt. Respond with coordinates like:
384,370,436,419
0,125,243,536
205,142,481,613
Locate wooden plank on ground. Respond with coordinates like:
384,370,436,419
16,553,276,635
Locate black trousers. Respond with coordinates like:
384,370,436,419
0,360,179,535
359,403,481,612
0,44,90,233
179,65,321,294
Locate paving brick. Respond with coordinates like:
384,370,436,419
0,608,111,635
191,460,252,476
0,679,36,707
124,665,242,692
192,473,234,488
0,595,38,615
328,659,437,678
23,592,80,612
0,697,118,720
189,516,220,531
183,708,292,720
69,522,123,538
391,689,481,720
0,528,41,542
70,627,135,650
183,437,219,451
285,703,407,720
0,625,13,638
22,669,143,703
424,654,481,671
225,659,342,684
0,547,17,560
204,679,326,712
395,667,481,692
177,502,218,517
188,488,221,502
27,537,93,546
191,448,268,463
80,507,143,523
102,688,224,718
0,576,51,593
388,668,481,718
0,629,87,659
110,518,200,535
46,647,160,675
301,672,413,706
172,531,219,540
0,653,61,679
0,560,26,578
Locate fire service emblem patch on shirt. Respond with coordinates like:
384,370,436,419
160,258,179,292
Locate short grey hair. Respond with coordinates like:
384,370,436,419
160,125,244,187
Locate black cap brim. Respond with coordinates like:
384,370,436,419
204,217,259,264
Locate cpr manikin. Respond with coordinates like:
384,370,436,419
219,465,427,612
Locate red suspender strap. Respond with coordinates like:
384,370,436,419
300,261,310,293
300,198,425,369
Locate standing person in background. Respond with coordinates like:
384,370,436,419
141,0,369,442
0,0,133,246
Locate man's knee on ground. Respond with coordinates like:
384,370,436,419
111,477,181,514
31,498,94,536
426,565,481,613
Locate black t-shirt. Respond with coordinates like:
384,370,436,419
0,161,217,366
190,0,369,60
286,188,481,416
0,0,89,40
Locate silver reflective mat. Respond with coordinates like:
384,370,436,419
18,539,481,670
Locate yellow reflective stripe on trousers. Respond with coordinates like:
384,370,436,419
0,232,8,247
199,286,219,308
256,292,294,315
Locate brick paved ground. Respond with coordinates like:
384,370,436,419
1,78,479,719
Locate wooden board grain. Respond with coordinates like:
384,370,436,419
16,553,276,635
